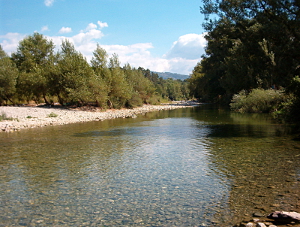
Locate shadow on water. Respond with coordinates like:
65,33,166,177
0,105,299,226
191,105,300,225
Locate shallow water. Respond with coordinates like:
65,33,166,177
0,106,299,226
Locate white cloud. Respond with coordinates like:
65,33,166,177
166,58,200,75
0,33,26,54
164,33,207,60
83,23,98,32
97,21,108,29
44,0,54,7
0,23,207,75
59,27,72,34
41,25,50,32
73,29,104,45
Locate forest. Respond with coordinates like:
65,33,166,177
0,33,189,109
188,0,300,125
1,0,300,126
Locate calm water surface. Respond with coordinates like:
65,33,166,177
1,106,300,226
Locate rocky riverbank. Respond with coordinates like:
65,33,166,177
0,101,199,132
235,211,300,227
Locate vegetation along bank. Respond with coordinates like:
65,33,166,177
188,0,300,129
1,1,300,130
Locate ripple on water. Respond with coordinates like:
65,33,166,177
0,107,299,226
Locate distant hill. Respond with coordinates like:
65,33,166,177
153,72,189,80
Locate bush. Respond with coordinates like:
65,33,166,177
125,93,143,109
230,88,288,113
0,112,15,121
278,76,300,126
47,112,58,117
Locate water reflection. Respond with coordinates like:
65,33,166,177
0,106,299,226
195,107,300,225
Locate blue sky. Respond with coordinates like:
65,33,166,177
0,0,207,75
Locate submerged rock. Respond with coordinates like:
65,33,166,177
253,212,264,217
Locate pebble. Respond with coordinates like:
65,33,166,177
256,223,266,227
246,223,255,227
253,212,264,217
0,103,198,132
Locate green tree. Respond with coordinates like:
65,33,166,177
107,54,132,108
90,44,110,107
192,0,300,103
188,62,210,101
124,64,156,107
0,46,18,105
138,67,168,100
11,32,55,104
55,40,95,105
164,78,183,101
284,76,300,126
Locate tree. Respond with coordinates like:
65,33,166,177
188,62,208,100
165,78,185,101
11,32,55,104
90,44,110,107
138,67,169,100
192,0,300,103
91,44,108,70
124,64,156,107
55,40,95,105
107,54,132,108
0,46,18,105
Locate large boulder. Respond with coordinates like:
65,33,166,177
267,211,300,223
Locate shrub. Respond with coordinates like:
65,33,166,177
125,93,143,109
0,112,15,121
148,95,163,105
47,112,58,117
277,76,300,125
230,88,288,113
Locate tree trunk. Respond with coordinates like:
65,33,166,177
43,94,50,105
57,94,64,106
107,99,113,108
5,96,15,105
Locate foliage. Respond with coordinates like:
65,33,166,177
1,33,190,109
281,76,300,125
0,45,18,105
124,64,155,107
107,55,132,108
189,0,300,106
188,62,211,101
11,32,55,104
47,112,58,118
230,88,287,113
55,40,95,106
138,67,189,102
90,44,110,107
0,112,15,121
187,0,300,125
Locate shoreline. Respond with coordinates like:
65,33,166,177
0,101,200,132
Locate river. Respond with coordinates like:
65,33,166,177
1,105,299,226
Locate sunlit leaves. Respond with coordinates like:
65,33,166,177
2,33,190,107
191,0,300,104
0,46,18,104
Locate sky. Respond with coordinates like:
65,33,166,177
0,0,207,75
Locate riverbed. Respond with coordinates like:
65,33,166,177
0,106,299,226
0,102,196,132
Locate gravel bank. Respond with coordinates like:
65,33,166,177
0,102,199,132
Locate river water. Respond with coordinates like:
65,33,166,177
1,105,300,226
